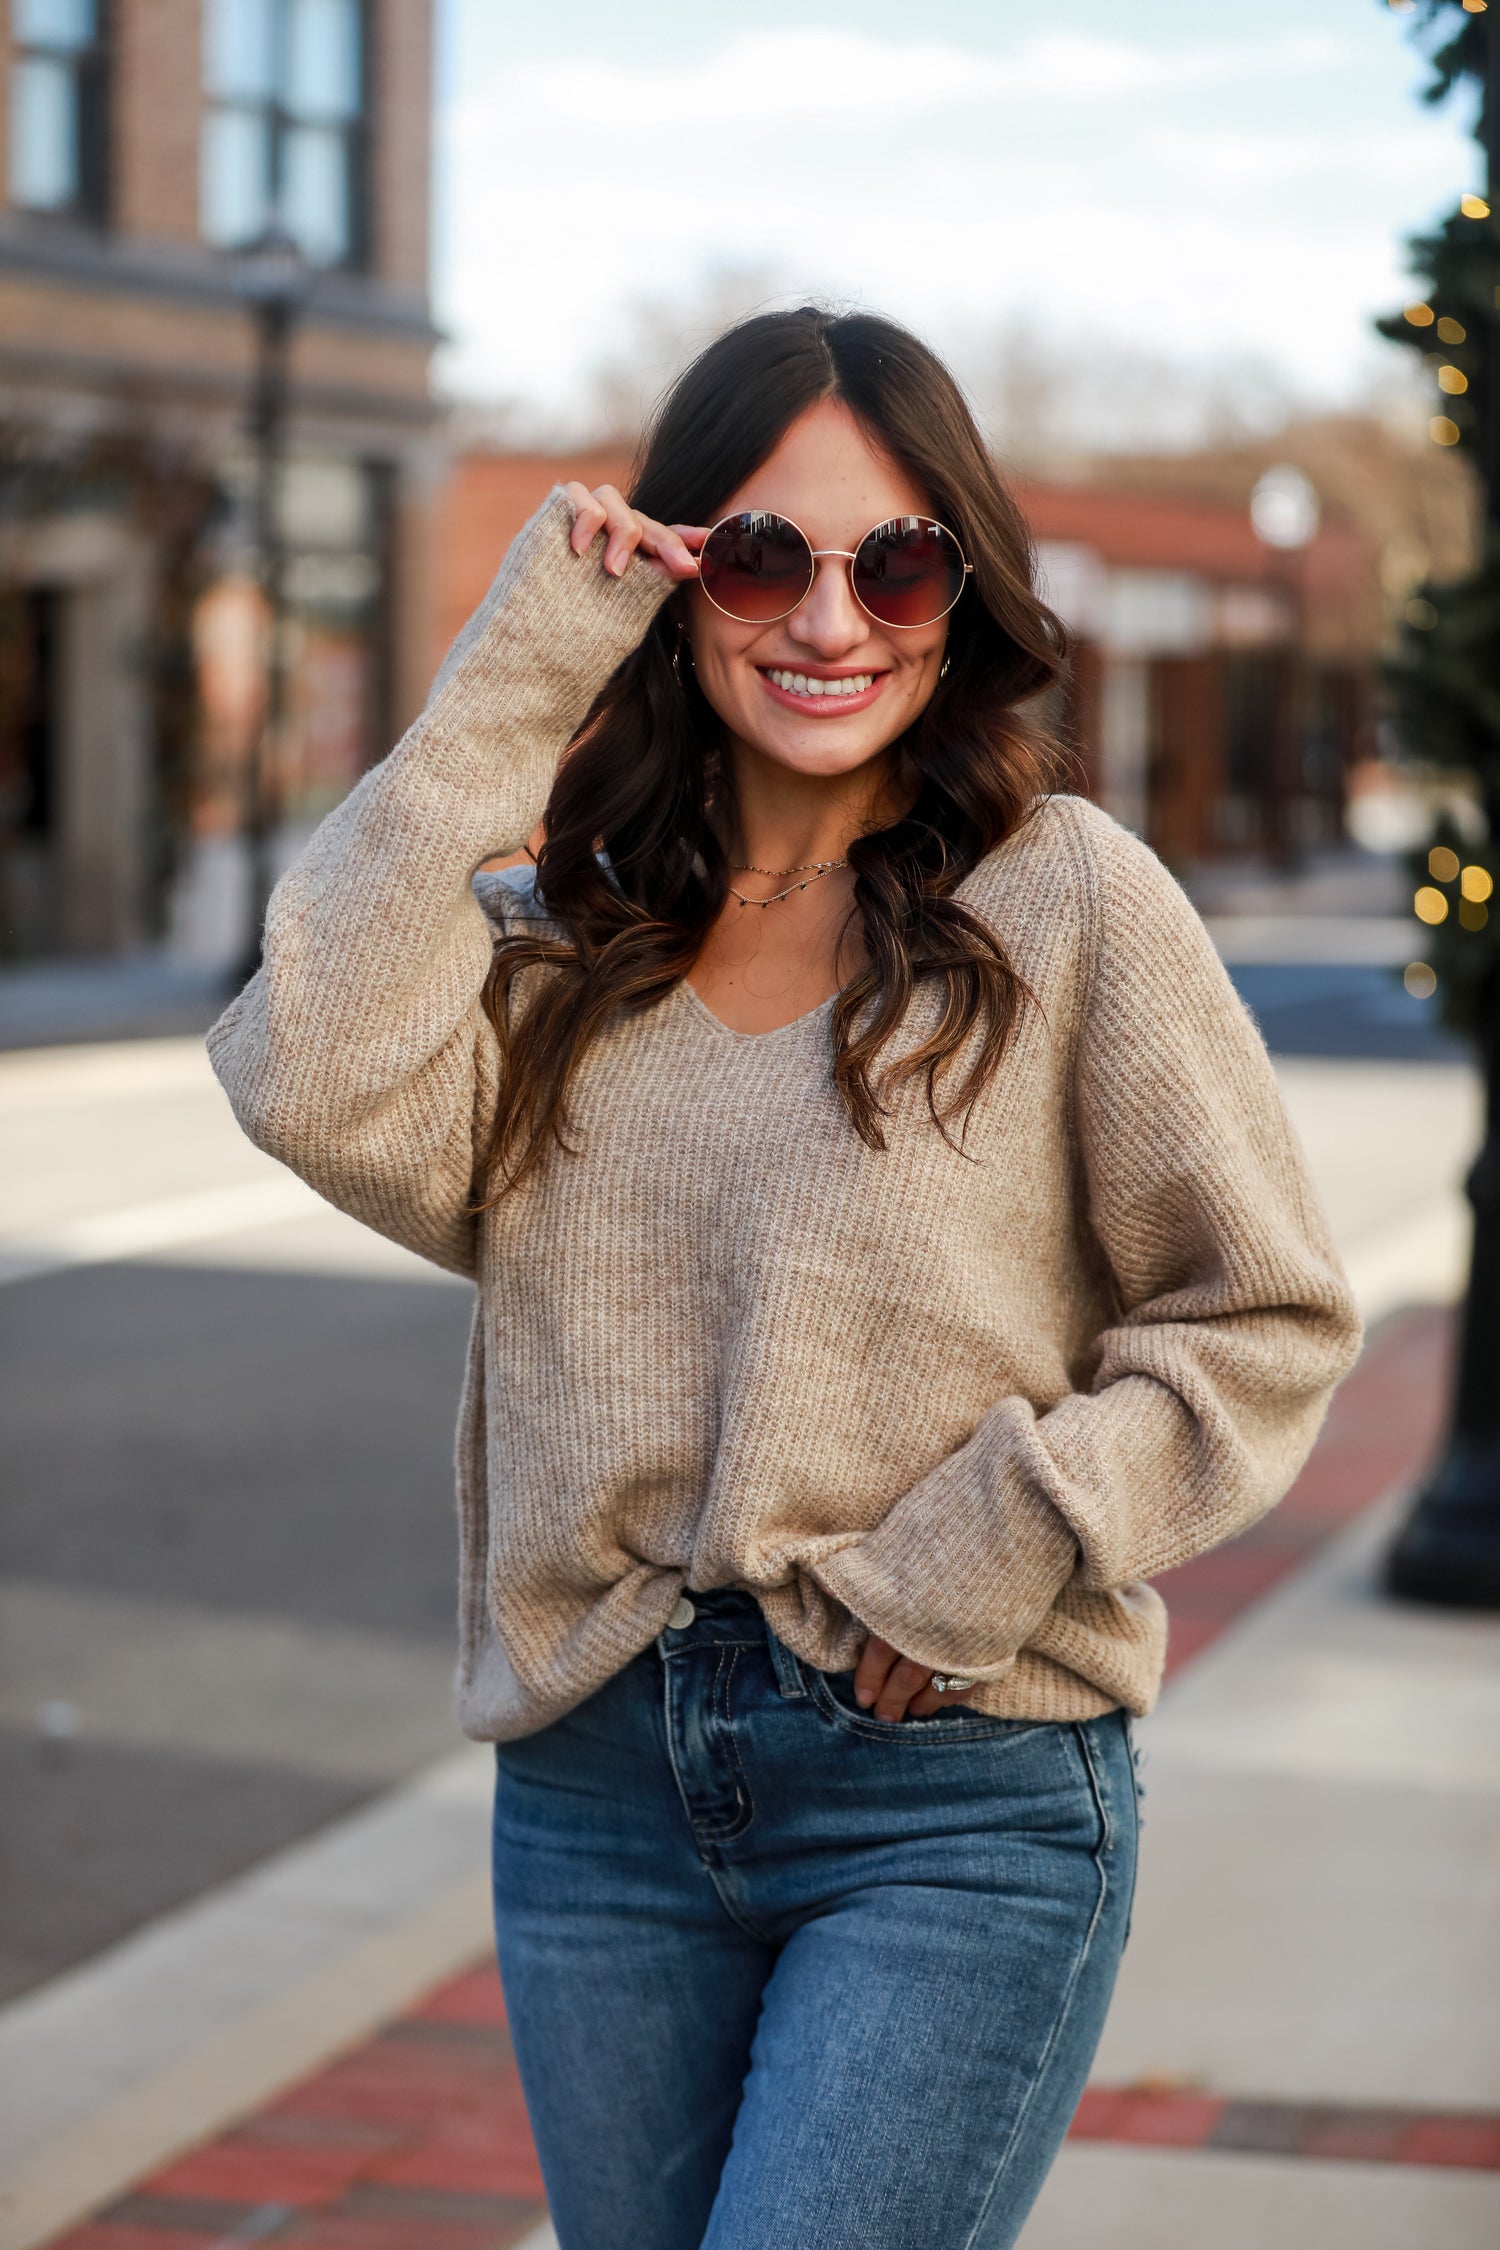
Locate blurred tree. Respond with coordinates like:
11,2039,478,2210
967,319,1304,469
585,262,786,445
1377,0,1500,1604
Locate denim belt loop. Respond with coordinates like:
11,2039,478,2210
765,1623,808,1700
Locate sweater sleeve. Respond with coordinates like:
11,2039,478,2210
812,803,1364,1682
205,488,671,1277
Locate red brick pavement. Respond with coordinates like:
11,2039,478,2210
51,1306,1475,2250
1159,1301,1451,1676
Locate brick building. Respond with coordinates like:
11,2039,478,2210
0,0,438,961
432,432,1435,876
1022,478,1373,868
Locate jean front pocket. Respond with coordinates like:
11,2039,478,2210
805,1663,1048,1746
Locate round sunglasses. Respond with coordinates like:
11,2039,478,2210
697,510,972,630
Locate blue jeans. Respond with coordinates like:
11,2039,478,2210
492,1589,1139,2250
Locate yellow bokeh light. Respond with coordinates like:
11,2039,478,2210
1438,365,1469,394
1462,1,1487,14
1461,194,1491,219
1404,302,1435,326
1404,962,1437,999
1429,845,1461,881
1414,886,1449,925
1459,899,1489,932
1430,417,1461,446
1461,865,1494,903
1437,317,1467,343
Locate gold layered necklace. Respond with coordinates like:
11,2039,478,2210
727,857,849,909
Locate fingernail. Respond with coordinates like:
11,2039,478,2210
855,1687,874,1707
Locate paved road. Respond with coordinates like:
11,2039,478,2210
0,1008,1482,2007
1228,961,1467,1064
0,1042,473,2003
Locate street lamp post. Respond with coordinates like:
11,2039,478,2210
1249,463,1320,866
234,224,306,988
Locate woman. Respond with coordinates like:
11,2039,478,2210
210,308,1361,2249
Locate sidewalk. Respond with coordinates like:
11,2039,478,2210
6,1302,1497,2250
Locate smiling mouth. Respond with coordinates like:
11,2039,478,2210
757,667,887,712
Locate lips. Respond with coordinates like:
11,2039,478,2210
757,667,889,716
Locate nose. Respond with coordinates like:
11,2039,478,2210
785,555,870,660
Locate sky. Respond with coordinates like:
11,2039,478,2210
432,0,1480,441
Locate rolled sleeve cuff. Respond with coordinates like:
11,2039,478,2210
810,1417,1080,1679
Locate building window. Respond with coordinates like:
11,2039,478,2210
7,0,108,221
201,0,364,267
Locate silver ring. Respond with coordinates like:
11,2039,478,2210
930,1673,976,1695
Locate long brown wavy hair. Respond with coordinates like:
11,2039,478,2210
478,307,1074,1199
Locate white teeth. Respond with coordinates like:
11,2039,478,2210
765,670,874,698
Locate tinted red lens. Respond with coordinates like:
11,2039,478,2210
852,518,966,626
699,513,813,621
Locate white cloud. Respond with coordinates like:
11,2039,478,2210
1147,120,1461,188
433,20,1471,428
447,26,1352,143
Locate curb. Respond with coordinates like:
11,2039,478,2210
0,1747,495,2250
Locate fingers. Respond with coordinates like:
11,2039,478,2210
565,482,637,572
562,482,704,583
853,1633,897,1709
644,522,704,579
854,1636,935,1723
874,1655,936,1724
562,481,607,556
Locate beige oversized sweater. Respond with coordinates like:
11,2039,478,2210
208,488,1362,1740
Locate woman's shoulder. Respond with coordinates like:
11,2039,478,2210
961,792,1171,918
960,794,1209,991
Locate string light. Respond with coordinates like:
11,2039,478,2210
1459,900,1490,930
1429,416,1461,445
1404,963,1437,999
1461,865,1495,904
1438,365,1470,392
1461,1,1487,14
1430,846,1461,882
1414,886,1450,924
1404,302,1435,325
1436,316,1467,343
1460,193,1491,218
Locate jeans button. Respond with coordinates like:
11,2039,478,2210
668,1595,696,1630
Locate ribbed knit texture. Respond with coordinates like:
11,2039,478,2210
208,487,1363,1739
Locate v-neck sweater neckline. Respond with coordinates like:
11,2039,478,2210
675,979,839,1044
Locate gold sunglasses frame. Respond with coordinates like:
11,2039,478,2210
697,510,974,630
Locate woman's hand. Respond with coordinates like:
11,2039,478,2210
563,482,705,585
854,1634,974,1721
